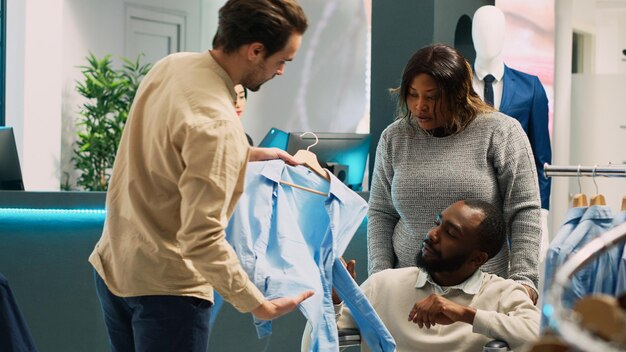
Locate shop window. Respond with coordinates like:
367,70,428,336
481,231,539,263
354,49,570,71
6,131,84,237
0,0,5,126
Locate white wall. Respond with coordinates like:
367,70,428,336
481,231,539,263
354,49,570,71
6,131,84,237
7,0,203,191
571,74,626,212
595,8,626,73
7,0,370,190
200,0,224,52
60,0,203,188
549,0,626,236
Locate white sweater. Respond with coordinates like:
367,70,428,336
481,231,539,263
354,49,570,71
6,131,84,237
338,268,539,352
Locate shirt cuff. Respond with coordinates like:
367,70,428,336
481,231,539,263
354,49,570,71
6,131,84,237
472,309,493,337
226,280,266,313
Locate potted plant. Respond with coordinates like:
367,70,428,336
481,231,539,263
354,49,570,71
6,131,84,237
72,53,151,191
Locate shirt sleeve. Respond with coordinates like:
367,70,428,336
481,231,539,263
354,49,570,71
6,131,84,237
177,118,265,312
368,129,401,275
472,283,540,350
492,119,542,291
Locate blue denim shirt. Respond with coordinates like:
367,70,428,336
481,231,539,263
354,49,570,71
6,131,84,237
541,207,586,329
224,160,394,351
612,211,626,295
542,206,618,330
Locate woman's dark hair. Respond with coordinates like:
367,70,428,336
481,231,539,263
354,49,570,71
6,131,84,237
463,199,506,260
393,44,494,135
212,0,308,58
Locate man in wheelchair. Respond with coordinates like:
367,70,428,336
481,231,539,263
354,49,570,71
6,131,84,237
303,199,540,351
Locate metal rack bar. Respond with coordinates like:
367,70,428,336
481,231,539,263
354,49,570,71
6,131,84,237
543,163,626,178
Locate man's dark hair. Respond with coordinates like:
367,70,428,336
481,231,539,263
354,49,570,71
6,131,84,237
463,199,506,260
212,0,308,58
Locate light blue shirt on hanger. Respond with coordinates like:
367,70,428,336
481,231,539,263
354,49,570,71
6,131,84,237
543,206,626,332
224,160,395,352
541,206,587,329
552,206,617,309
612,211,626,295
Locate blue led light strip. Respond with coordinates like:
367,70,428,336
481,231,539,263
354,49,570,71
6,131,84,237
0,208,106,215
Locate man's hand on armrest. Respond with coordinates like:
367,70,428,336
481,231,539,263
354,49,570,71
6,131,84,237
251,290,314,321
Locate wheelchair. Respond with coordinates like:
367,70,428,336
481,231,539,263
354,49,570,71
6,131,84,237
338,329,511,351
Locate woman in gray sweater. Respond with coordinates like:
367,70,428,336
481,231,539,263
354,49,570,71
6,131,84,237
367,44,541,303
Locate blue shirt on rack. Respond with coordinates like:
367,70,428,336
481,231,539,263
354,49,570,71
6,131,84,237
612,211,626,295
225,160,395,352
553,206,616,309
541,206,587,329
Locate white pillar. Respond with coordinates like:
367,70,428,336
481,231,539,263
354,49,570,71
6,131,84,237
6,0,64,190
550,0,574,237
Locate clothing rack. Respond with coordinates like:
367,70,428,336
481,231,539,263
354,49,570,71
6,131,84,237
547,222,626,352
543,163,626,178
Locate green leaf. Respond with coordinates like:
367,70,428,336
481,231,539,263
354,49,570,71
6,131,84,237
72,52,151,191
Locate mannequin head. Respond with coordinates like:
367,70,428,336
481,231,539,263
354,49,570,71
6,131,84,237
472,5,505,62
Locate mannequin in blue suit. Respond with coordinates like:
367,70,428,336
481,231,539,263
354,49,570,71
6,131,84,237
472,5,552,258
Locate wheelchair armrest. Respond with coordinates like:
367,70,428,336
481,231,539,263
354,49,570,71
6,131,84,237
336,331,510,350
338,328,361,347
483,339,510,351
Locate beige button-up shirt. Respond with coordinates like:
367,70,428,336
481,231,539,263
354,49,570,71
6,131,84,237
89,51,265,313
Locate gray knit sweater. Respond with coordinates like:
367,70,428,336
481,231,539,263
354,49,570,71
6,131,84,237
367,112,541,290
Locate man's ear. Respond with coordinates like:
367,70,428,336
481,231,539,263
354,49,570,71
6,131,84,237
247,42,265,61
469,250,489,269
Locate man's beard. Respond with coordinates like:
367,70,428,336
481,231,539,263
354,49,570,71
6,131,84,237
245,81,263,92
242,64,273,92
415,239,471,274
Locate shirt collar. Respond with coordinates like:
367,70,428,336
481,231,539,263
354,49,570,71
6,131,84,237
580,204,613,222
562,206,587,226
257,159,353,205
207,51,236,102
415,268,484,295
474,65,504,82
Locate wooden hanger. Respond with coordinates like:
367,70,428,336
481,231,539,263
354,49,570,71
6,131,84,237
589,165,606,206
590,194,606,206
621,196,626,211
277,132,330,197
572,165,588,208
291,132,330,182
526,335,570,352
278,179,327,196
572,193,588,208
574,295,626,346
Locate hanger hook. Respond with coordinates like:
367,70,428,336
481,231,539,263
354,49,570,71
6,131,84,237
592,164,599,195
299,131,319,151
576,164,582,194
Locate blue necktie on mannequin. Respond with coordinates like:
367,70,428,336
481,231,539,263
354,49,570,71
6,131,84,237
483,74,495,107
